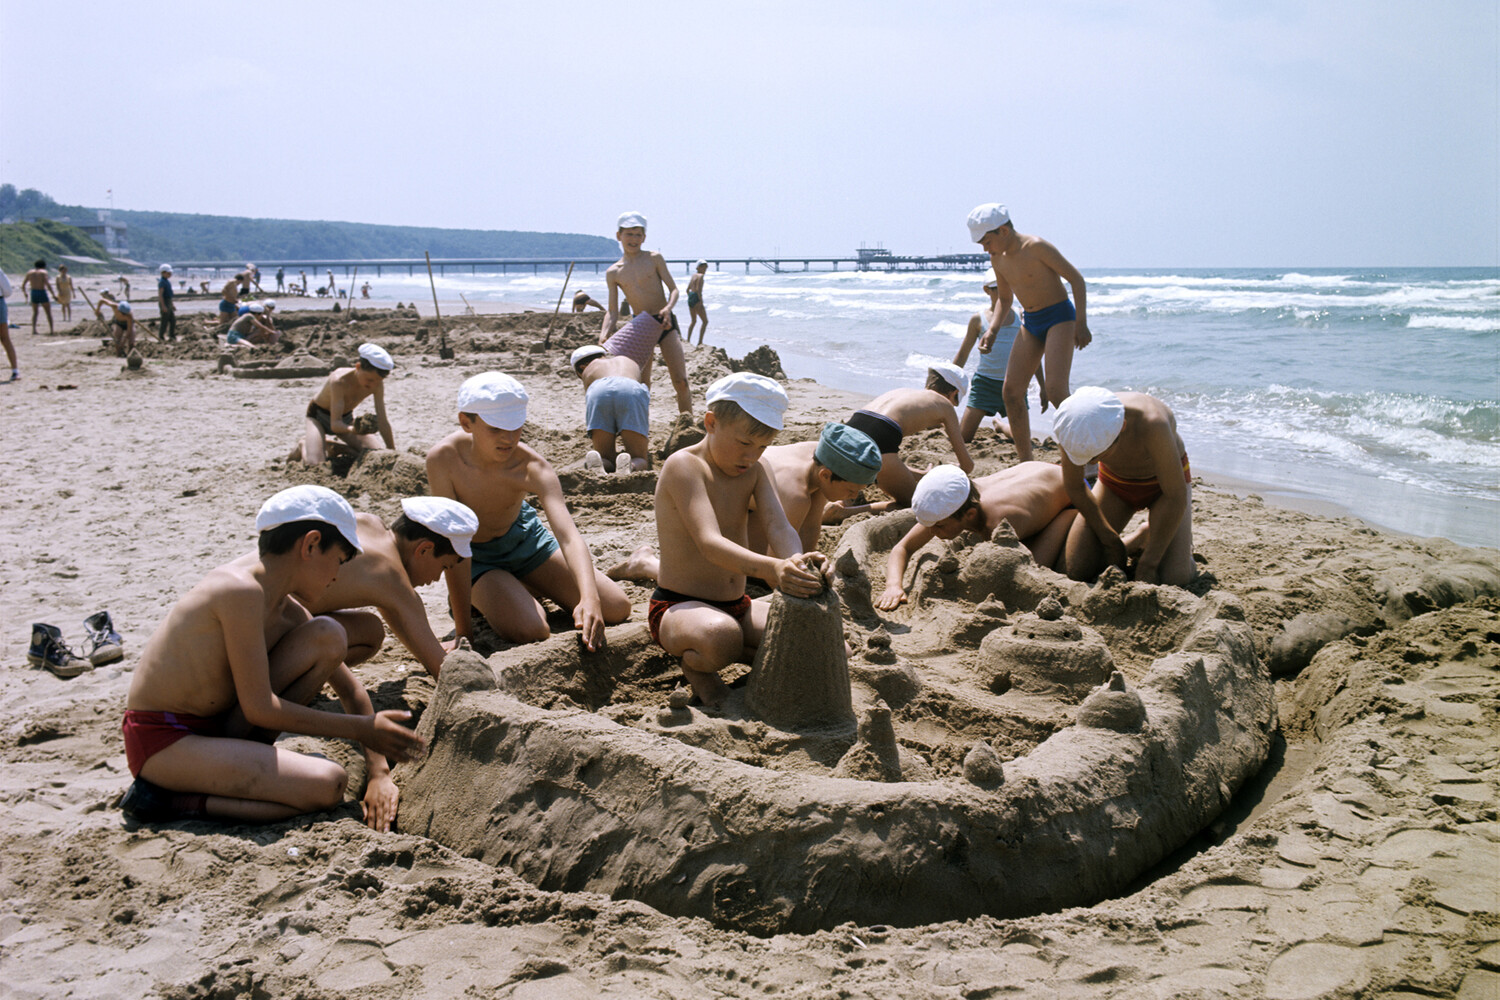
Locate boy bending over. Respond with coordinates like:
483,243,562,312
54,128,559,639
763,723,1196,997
121,485,424,829
846,362,974,506
427,372,631,651
652,373,828,707
570,344,651,474
300,343,395,465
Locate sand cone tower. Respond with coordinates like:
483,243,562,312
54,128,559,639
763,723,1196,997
746,588,855,731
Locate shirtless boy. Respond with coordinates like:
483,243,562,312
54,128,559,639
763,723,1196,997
56,264,75,322
967,203,1092,461
686,259,709,345
953,279,1045,443
572,290,605,313
875,463,1077,611
570,344,651,474
20,260,55,336
298,496,478,679
846,362,974,505
120,485,424,829
651,372,828,707
300,343,395,465
93,294,136,356
218,273,248,331
1052,386,1195,587
601,211,693,417
227,301,279,347
427,372,631,651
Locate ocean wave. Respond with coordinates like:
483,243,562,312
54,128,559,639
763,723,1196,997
1407,314,1500,332
930,320,971,338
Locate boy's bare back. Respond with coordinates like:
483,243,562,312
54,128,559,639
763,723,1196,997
863,388,958,435
975,462,1071,539
581,353,642,388
655,441,764,602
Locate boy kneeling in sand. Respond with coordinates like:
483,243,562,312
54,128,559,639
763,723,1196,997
298,343,396,465
652,373,829,707
121,485,424,829
845,363,975,506
1052,386,1195,587
875,462,1077,611
298,496,479,679
427,372,632,652
570,344,651,474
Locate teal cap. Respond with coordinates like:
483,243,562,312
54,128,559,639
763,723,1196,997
814,422,882,485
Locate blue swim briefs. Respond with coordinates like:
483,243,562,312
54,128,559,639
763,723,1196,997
965,372,1007,417
1021,299,1076,340
469,503,559,581
30,288,49,305
584,375,650,437
218,299,235,314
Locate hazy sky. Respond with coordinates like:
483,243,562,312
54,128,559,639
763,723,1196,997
2,1,1495,266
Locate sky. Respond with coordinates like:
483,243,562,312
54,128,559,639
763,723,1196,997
1,0,1496,267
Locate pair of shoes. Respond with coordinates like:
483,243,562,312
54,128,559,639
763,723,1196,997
583,450,606,472
26,624,93,678
120,777,205,822
84,611,124,666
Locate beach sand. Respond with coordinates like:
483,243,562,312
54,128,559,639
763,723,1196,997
2,299,1498,999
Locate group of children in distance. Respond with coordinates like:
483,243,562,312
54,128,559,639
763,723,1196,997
119,205,1196,828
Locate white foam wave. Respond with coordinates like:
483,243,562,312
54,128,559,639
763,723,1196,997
1407,314,1500,332
930,320,971,338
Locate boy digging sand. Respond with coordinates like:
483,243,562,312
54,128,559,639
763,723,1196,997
120,485,424,829
846,362,975,506
570,344,651,474
601,211,694,417
427,372,631,651
967,203,1091,461
299,343,395,465
652,373,829,708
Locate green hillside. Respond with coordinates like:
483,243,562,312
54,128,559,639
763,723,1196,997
0,218,113,275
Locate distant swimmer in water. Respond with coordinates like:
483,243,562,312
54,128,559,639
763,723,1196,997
602,211,693,417
686,259,709,345
572,289,604,313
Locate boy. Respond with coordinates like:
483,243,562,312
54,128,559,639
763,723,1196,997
427,372,632,652
226,302,279,347
93,294,136,357
300,343,395,465
217,273,247,332
570,344,651,473
56,263,75,322
120,485,424,829
0,267,15,381
572,290,605,313
156,264,177,342
20,260,55,336
967,203,1092,462
651,372,828,707
1052,386,1195,587
846,362,974,506
874,463,1078,611
953,278,1046,443
601,211,694,417
299,496,478,679
686,258,709,345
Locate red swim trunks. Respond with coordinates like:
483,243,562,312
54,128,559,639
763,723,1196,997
1097,453,1192,512
648,586,753,647
122,709,224,778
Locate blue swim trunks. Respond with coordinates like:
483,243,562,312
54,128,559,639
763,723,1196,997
965,372,1008,417
218,299,235,315
470,503,559,581
1021,299,1076,340
584,375,650,437
30,288,49,305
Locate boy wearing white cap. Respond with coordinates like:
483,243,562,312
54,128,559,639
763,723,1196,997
875,462,1076,611
426,372,632,652
570,344,651,473
953,279,1047,443
651,372,828,707
1052,387,1195,587
120,485,424,829
298,496,479,679
94,295,136,357
156,264,177,342
686,259,710,345
966,202,1092,462
299,342,396,465
226,302,279,347
845,363,975,506
601,211,694,417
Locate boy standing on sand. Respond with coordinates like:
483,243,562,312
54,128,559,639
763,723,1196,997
0,268,17,381
20,260,55,336
299,343,395,464
427,372,632,652
570,344,651,474
299,496,478,679
846,362,975,506
156,265,177,342
120,485,424,829
686,259,709,345
601,211,694,417
953,278,1046,443
967,203,1091,462
218,274,246,332
1052,386,1195,587
651,373,828,707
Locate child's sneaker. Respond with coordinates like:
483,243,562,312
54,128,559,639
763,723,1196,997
26,624,93,678
83,611,124,666
584,450,605,472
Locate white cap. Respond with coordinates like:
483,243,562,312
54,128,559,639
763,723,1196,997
457,371,528,430
247,303,265,314
357,343,394,371
160,263,173,273
929,361,969,401
706,372,788,431
400,496,478,558
255,485,363,552
967,203,1011,243
911,465,973,526
617,211,647,230
695,258,708,268
1051,386,1126,466
570,344,607,369
983,279,998,290
262,299,276,310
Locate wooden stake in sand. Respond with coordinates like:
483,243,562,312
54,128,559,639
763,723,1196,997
424,252,453,360
542,261,575,349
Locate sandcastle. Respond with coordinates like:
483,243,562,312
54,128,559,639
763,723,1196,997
398,511,1275,935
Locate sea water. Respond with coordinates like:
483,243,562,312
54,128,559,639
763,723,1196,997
368,266,1499,548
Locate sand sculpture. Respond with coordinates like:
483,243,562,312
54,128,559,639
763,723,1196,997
397,510,1276,935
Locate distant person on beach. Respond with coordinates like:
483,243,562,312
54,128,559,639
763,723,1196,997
119,484,424,828
118,275,131,299
276,267,285,293
649,373,828,708
687,259,709,345
20,260,55,335
426,372,631,652
296,497,478,680
300,270,308,297
953,278,1046,443
875,462,1077,611
93,293,136,356
967,203,1091,462
846,363,974,506
360,282,371,299
298,343,395,464
601,211,694,417
327,270,337,299
1052,387,1195,587
55,264,75,321
570,344,651,474
246,264,262,292
572,290,604,313
0,267,17,381
226,302,279,347
156,264,177,342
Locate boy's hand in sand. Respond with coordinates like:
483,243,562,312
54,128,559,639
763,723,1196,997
364,710,425,763
875,583,907,612
573,597,608,652
774,553,826,598
362,773,400,833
